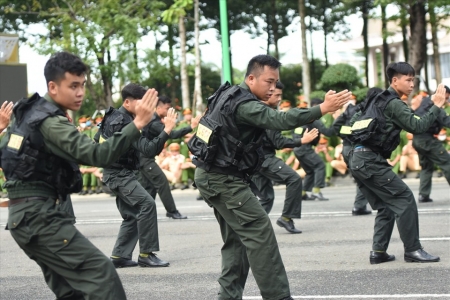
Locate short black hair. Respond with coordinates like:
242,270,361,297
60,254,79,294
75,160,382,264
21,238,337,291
276,81,284,90
44,52,87,84
386,62,415,83
245,55,281,78
121,83,147,100
157,95,172,106
444,85,450,94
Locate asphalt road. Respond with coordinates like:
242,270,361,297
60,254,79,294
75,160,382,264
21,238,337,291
0,178,449,300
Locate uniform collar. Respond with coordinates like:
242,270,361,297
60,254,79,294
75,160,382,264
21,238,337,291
239,82,250,90
387,86,400,98
119,106,135,119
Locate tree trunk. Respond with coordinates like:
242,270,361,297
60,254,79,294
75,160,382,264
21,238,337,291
400,10,409,63
362,0,369,87
266,13,271,55
323,1,329,69
272,0,280,60
96,51,112,109
409,0,427,95
381,3,389,89
299,0,310,104
429,2,442,84
179,15,190,110
194,0,203,115
168,24,177,100
309,22,316,90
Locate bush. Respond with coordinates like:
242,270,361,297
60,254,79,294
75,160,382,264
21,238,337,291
321,63,360,91
352,87,369,102
309,90,326,102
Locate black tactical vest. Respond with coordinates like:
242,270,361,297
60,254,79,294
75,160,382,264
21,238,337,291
96,106,140,170
348,90,400,158
414,97,441,134
188,82,265,178
1,93,82,198
338,103,358,143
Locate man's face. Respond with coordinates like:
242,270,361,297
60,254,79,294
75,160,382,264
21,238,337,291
391,74,414,97
48,72,86,111
266,88,283,108
246,66,279,101
156,103,172,118
124,98,138,116
184,114,192,121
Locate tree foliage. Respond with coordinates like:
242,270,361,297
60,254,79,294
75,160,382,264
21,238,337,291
320,63,361,91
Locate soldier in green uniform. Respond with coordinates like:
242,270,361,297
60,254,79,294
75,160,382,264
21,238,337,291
99,83,177,268
251,81,319,234
348,62,445,264
190,55,351,300
0,101,13,200
138,96,201,219
332,88,382,215
292,102,336,200
0,52,159,299
412,85,450,202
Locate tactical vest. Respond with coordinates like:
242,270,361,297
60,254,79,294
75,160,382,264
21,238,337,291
1,93,82,198
414,97,441,134
348,90,400,158
188,82,265,178
338,103,358,143
96,107,140,170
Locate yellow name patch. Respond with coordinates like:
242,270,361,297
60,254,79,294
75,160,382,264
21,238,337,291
294,127,304,135
8,134,24,150
99,136,106,144
351,119,373,131
196,123,213,143
414,115,420,120
340,126,352,135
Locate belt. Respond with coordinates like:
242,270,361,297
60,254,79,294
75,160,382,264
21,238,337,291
8,197,48,206
354,147,372,153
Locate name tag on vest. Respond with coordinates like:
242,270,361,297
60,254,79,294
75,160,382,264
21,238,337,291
351,119,373,131
294,127,304,134
197,123,212,143
7,134,24,150
340,126,352,135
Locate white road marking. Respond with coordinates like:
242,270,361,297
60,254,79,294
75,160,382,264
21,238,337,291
243,294,450,299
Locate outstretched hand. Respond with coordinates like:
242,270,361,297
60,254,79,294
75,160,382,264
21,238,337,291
0,101,13,132
320,90,352,114
163,107,178,134
134,89,158,130
190,114,202,129
301,128,319,144
431,83,446,108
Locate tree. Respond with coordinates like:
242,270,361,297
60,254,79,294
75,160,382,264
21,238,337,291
298,0,310,104
408,0,427,95
162,0,194,110
193,0,203,115
1,0,164,109
320,63,360,91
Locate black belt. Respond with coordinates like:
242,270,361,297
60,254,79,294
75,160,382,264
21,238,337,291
8,197,48,206
354,147,372,153
208,165,245,179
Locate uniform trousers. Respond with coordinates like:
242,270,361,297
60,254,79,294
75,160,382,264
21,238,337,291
349,150,422,253
8,197,126,300
343,144,369,209
138,157,177,213
103,169,159,259
413,136,450,197
195,168,291,300
293,146,325,191
251,156,302,218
